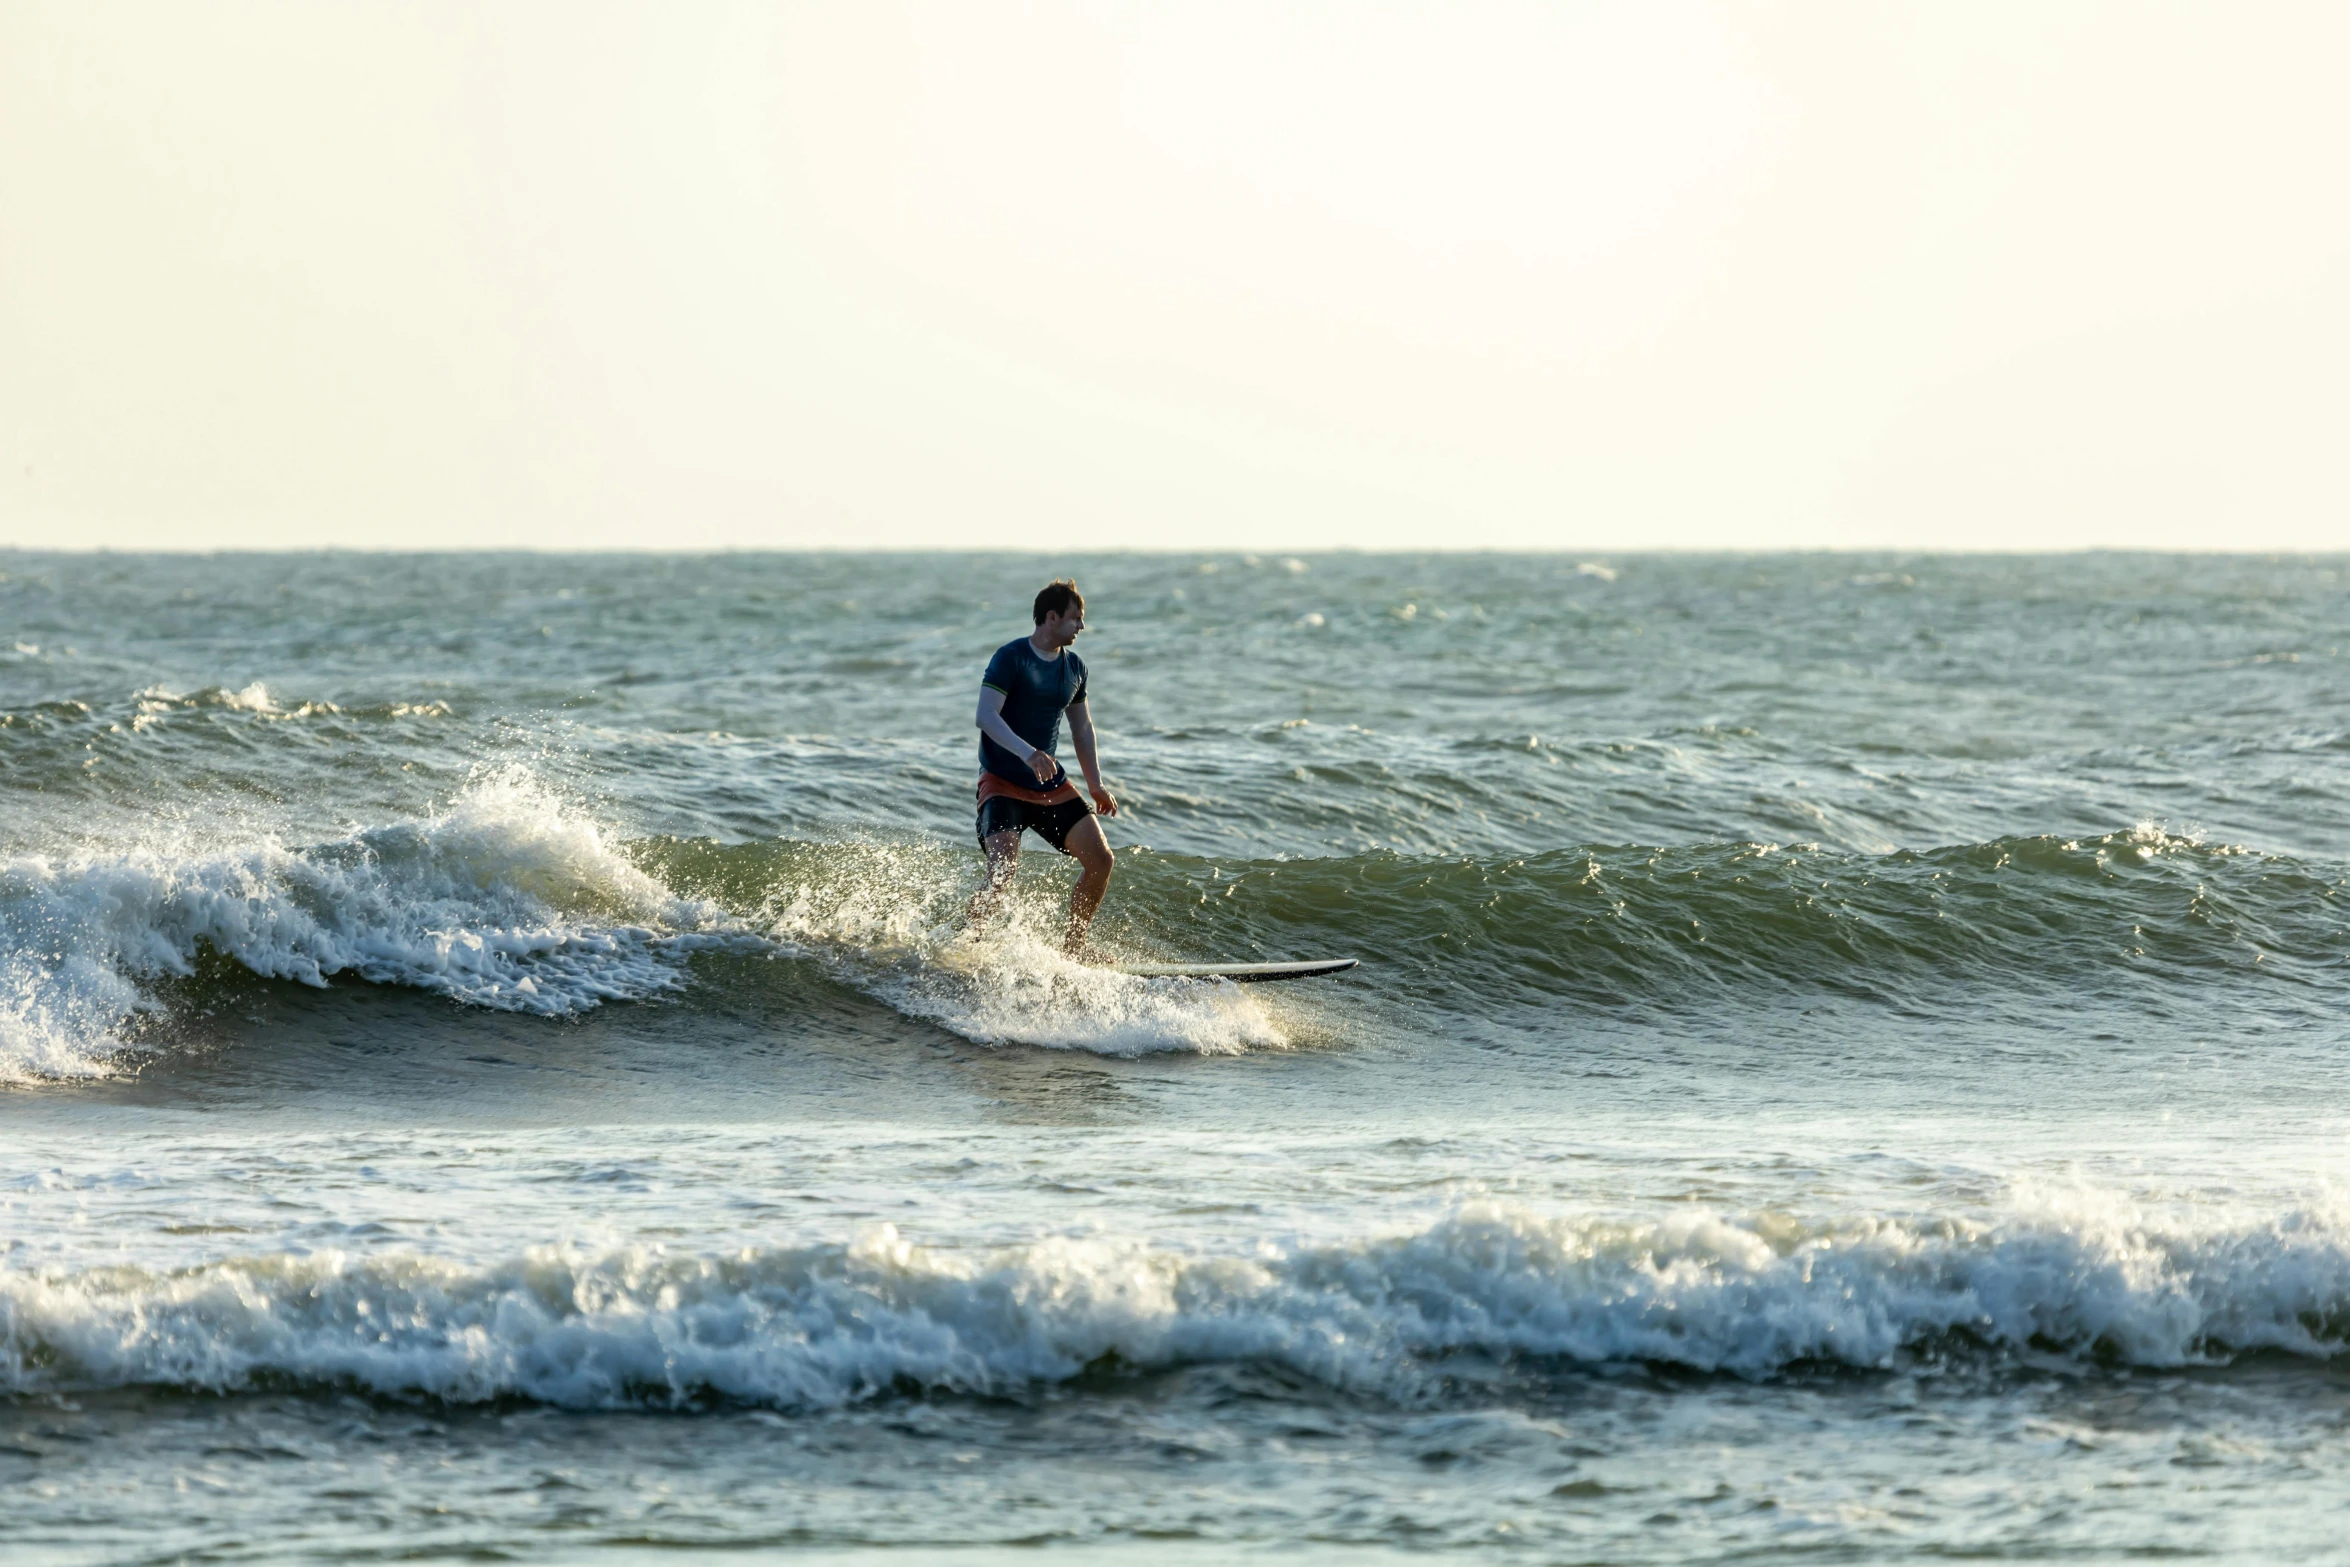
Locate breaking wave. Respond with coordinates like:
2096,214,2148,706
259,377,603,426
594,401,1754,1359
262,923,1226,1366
8,796,2346,1078
0,772,739,1079
5,1197,2347,1408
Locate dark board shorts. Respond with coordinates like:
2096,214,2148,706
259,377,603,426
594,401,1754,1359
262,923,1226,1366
976,793,1092,855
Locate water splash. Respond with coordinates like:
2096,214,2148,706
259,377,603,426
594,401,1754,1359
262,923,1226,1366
739,835,1288,1056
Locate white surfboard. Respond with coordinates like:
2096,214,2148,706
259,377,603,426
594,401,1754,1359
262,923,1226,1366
1114,958,1359,984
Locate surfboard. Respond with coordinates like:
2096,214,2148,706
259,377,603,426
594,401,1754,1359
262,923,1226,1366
1114,958,1359,984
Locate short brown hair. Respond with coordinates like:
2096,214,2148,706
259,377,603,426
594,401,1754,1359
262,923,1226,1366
1033,578,1083,625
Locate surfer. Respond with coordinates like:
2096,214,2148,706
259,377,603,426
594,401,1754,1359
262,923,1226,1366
968,578,1119,955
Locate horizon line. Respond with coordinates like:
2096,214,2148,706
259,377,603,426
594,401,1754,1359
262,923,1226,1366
8,543,2349,559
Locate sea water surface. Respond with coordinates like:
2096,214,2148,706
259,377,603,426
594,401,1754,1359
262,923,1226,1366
3,551,2348,1564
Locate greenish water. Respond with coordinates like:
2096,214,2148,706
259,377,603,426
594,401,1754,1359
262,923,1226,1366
3,551,2348,1563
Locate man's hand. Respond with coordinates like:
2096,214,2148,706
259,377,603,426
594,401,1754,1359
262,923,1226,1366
1090,788,1119,817
1027,748,1058,783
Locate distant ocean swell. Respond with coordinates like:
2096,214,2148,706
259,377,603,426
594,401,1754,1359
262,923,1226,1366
3,773,2346,1077
5,1200,2348,1407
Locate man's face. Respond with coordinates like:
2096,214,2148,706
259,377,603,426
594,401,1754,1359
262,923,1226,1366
1039,605,1086,648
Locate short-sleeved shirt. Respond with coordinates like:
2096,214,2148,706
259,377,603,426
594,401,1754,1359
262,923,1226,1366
980,637,1088,789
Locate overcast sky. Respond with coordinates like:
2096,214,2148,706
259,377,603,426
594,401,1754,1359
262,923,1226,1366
3,1,2345,551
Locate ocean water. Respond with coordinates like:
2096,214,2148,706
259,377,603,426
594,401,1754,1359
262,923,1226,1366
3,550,2348,1565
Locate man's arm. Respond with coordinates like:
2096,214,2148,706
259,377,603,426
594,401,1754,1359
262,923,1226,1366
1065,700,1117,815
976,687,1057,783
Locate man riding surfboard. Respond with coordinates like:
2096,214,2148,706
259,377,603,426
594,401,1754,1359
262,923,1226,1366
969,578,1118,955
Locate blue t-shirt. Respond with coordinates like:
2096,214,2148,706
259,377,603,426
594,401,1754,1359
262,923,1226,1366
980,637,1088,788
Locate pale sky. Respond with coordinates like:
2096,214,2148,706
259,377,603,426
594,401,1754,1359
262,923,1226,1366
2,1,2345,551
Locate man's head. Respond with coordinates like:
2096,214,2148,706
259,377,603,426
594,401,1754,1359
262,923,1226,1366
1032,579,1086,648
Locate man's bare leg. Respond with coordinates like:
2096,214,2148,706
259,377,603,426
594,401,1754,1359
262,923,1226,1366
966,829,1022,933
1062,815,1115,957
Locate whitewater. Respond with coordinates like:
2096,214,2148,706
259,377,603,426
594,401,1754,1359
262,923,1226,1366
4,550,2349,1564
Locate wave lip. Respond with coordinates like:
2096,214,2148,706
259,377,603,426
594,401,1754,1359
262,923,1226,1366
6,1201,2345,1408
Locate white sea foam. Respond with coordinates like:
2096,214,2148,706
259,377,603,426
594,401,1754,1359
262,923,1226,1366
901,936,1285,1056
3,1200,2344,1407
133,682,338,720
0,770,737,1080
219,680,277,713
